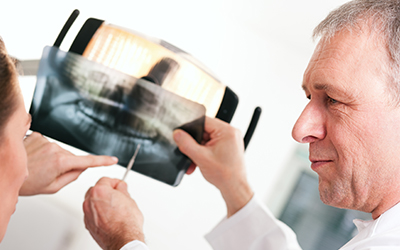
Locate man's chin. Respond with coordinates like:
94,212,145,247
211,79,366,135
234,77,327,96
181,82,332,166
318,184,349,209
322,189,373,214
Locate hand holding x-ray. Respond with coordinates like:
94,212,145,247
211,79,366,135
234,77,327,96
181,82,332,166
173,117,253,217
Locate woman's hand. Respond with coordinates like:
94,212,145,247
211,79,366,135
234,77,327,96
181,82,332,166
19,132,118,196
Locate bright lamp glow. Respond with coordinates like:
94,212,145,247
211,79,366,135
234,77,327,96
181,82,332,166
82,23,225,117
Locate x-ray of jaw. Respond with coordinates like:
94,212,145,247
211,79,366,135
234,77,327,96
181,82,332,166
29,46,205,186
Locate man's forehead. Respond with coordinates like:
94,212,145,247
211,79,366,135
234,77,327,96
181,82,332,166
302,30,384,89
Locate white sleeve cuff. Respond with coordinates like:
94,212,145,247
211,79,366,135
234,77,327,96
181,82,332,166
204,194,262,243
120,240,149,250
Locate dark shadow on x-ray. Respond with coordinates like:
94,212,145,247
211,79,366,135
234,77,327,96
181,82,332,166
29,46,205,186
141,57,178,86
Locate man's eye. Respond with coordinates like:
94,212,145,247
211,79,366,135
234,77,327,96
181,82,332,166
307,95,311,100
328,97,338,104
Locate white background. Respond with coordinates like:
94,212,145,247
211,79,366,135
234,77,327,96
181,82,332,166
0,0,348,249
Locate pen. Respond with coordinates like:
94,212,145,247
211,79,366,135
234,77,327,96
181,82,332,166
121,144,141,181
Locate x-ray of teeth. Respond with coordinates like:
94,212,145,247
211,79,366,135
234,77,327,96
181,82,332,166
29,46,206,186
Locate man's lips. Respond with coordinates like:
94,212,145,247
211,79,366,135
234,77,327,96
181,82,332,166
310,159,333,171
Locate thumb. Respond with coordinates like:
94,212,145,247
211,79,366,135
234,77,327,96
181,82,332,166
173,129,208,165
116,181,131,197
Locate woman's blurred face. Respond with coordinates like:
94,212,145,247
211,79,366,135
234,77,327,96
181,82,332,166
0,89,31,241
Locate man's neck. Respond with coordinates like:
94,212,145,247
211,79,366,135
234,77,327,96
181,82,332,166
371,198,400,220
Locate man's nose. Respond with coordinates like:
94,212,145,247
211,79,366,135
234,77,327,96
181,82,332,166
292,101,326,143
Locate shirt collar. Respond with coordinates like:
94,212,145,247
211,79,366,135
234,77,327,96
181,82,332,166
353,201,400,236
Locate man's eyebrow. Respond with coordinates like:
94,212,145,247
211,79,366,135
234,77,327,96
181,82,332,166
301,83,334,92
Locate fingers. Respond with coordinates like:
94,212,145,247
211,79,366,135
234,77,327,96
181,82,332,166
84,177,115,202
48,169,86,193
85,178,131,202
84,178,118,216
22,131,120,196
116,181,131,197
203,117,244,147
26,132,118,172
204,116,229,135
173,129,209,164
186,163,197,175
85,187,93,200
174,117,234,172
24,131,44,142
95,177,123,189
33,169,87,194
60,154,119,173
23,132,48,152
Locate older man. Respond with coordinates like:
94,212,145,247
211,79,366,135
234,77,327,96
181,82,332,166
83,0,400,249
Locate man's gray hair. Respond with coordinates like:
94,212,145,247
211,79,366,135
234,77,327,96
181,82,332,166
313,0,400,102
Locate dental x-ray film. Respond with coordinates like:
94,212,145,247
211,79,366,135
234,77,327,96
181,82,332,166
29,46,206,186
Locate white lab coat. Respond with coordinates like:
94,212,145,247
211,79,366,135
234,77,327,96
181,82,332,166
120,196,400,250
204,195,301,250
